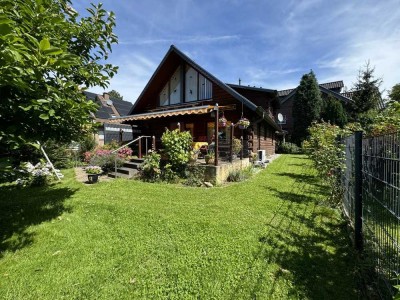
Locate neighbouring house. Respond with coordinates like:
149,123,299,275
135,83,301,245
107,45,282,162
276,81,352,140
84,91,134,146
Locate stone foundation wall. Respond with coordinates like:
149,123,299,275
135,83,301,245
203,159,252,185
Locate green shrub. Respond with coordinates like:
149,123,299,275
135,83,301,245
303,121,344,206
227,166,253,182
161,163,180,183
277,142,302,154
161,129,192,172
140,151,161,182
183,165,205,187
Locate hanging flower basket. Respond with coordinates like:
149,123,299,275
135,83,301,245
219,116,227,127
237,117,250,129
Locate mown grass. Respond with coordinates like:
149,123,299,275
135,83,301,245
0,155,359,299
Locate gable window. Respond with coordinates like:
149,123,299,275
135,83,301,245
160,82,169,106
160,64,213,106
199,73,212,100
185,66,198,102
169,67,181,105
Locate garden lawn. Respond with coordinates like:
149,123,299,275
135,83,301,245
0,155,359,299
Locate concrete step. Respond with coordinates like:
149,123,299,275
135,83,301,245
123,162,141,169
108,171,137,179
116,167,138,175
130,158,144,164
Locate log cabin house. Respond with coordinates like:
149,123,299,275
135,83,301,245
108,45,282,164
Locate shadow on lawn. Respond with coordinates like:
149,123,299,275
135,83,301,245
254,171,358,298
0,185,76,257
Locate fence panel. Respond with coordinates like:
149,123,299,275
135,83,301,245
362,133,400,297
342,134,356,225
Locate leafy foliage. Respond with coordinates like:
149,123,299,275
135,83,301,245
303,122,345,206
0,0,118,149
140,151,161,182
183,165,205,187
277,142,302,154
368,102,400,136
292,71,323,144
227,166,253,182
161,129,192,172
321,95,348,127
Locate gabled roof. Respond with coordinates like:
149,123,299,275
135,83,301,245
227,84,277,94
279,81,352,105
277,80,344,97
128,45,281,131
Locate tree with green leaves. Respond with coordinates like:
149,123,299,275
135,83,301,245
0,0,118,150
349,62,382,124
388,83,400,103
108,90,124,100
321,95,348,127
292,70,323,145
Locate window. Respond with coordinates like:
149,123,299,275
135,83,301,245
160,64,212,106
185,67,198,102
199,74,212,100
160,82,169,106
169,66,181,105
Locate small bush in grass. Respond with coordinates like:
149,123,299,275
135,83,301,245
161,129,192,173
184,165,205,187
140,151,161,182
277,142,302,154
227,166,253,182
161,163,180,183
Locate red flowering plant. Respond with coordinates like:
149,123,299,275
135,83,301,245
117,146,133,159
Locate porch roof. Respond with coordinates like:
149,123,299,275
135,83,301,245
107,105,213,124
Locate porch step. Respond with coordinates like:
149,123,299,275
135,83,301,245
108,158,144,179
108,171,136,179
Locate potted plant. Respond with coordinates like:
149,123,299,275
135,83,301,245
237,117,250,129
204,152,215,165
232,137,242,159
219,115,227,127
85,165,102,183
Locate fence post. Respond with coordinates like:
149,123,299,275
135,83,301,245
354,131,363,251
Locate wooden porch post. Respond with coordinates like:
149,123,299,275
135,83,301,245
138,137,142,158
229,123,234,162
214,104,219,166
152,136,156,151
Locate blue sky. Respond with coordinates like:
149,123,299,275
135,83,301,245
73,0,400,103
